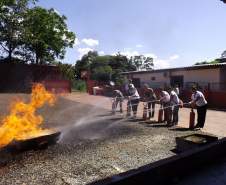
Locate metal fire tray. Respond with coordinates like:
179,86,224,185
175,133,218,152
0,131,61,165
3,131,61,153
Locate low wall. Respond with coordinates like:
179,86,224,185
0,63,68,93
180,90,226,109
41,80,71,93
89,137,226,185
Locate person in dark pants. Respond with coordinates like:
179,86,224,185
159,89,171,125
190,86,208,128
143,84,157,119
170,87,180,126
112,90,124,114
127,84,140,118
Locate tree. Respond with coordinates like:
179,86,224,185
0,0,75,64
56,62,75,81
0,0,37,62
221,50,226,59
129,55,154,71
23,7,75,64
75,51,98,78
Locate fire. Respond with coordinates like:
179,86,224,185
0,83,56,148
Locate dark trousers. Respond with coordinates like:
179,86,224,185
163,102,171,124
196,104,207,128
148,102,155,118
127,99,140,116
172,105,179,125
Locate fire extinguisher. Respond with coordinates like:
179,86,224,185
189,108,195,129
143,102,148,120
158,104,163,123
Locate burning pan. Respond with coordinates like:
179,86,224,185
1,131,61,153
0,131,61,165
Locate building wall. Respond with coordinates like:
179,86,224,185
127,68,221,89
171,68,220,83
131,72,170,88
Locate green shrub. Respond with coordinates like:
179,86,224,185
72,80,87,92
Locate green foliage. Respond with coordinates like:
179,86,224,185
129,55,154,70
75,51,137,85
194,59,221,65
0,0,36,61
56,62,75,81
91,65,112,82
0,0,75,64
72,80,86,92
23,7,75,64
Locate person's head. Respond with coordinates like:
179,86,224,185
128,83,135,89
128,79,133,84
166,86,172,93
149,88,154,94
191,86,197,93
113,90,119,95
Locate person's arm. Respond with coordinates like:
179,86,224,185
153,93,157,100
190,93,201,104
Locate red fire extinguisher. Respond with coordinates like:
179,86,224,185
143,102,148,120
189,108,195,129
158,104,163,123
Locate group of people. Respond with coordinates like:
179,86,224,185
111,80,208,129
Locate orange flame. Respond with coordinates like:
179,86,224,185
0,83,56,148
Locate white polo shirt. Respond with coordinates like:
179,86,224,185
191,91,207,107
170,90,180,105
161,91,170,103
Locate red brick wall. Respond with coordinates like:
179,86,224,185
41,80,71,93
180,90,226,109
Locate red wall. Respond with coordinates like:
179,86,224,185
180,90,226,109
41,80,71,93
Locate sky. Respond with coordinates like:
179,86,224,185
38,0,226,69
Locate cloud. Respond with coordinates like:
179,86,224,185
136,44,143,48
120,50,140,57
154,54,180,69
154,59,171,69
169,54,179,60
115,49,180,69
74,38,80,47
99,51,105,55
77,48,93,58
82,38,99,47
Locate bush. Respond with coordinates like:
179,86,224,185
72,80,87,92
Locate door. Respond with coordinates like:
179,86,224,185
170,75,184,88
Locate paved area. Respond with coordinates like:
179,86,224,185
65,93,226,137
0,92,226,185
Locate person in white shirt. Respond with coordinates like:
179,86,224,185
127,84,140,118
190,86,208,128
160,89,171,125
112,90,124,114
125,79,133,94
170,87,180,126
174,84,180,96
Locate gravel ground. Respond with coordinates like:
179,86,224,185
0,95,206,185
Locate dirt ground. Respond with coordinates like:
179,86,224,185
0,92,226,185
